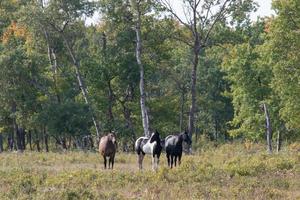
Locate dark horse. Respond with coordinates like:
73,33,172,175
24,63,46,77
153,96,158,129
99,133,117,169
165,131,192,168
135,130,162,170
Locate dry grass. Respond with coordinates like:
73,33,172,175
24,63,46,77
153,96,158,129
0,143,299,200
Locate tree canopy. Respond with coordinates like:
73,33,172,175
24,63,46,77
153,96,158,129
0,0,299,152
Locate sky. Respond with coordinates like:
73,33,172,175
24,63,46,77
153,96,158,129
250,0,275,20
85,0,275,25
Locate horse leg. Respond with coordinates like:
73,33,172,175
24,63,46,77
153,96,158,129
155,155,158,170
138,154,141,169
152,155,155,171
103,156,107,169
157,152,161,169
108,156,112,169
174,156,177,167
138,154,142,170
154,154,159,171
138,154,144,170
167,153,170,167
111,155,115,169
178,154,182,166
170,155,174,168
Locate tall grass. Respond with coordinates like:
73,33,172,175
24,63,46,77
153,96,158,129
0,142,299,199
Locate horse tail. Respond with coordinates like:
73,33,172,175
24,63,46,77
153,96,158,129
134,137,143,155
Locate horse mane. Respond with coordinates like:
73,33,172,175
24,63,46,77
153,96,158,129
149,131,162,147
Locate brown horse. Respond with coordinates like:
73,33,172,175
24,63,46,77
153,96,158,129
99,133,117,169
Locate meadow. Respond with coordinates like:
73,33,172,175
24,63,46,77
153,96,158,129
0,142,299,200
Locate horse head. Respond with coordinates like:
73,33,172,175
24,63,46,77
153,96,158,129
108,132,117,145
182,131,192,145
150,130,161,144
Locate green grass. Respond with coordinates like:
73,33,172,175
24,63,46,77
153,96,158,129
0,143,299,200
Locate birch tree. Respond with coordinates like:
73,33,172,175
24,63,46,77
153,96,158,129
24,0,101,136
131,0,150,137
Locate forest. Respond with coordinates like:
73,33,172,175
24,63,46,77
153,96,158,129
0,0,300,199
0,0,299,153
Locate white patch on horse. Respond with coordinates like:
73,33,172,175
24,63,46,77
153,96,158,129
142,140,157,154
135,137,148,149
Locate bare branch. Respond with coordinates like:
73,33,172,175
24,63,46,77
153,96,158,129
203,0,231,45
182,5,193,27
157,0,192,31
196,0,201,7
202,1,214,27
61,21,69,32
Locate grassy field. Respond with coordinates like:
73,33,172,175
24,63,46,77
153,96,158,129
0,143,299,200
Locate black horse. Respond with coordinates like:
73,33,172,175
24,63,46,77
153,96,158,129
165,131,192,168
135,130,162,170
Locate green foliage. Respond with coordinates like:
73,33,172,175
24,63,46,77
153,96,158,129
222,42,269,139
197,46,233,139
0,0,299,149
38,102,92,137
267,0,300,130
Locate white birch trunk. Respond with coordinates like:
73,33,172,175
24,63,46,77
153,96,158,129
134,1,150,137
263,103,272,153
62,34,101,137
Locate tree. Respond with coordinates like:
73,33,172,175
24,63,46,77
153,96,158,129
268,0,300,133
130,0,151,137
157,0,256,139
197,46,233,141
0,18,49,151
221,20,282,152
22,0,101,137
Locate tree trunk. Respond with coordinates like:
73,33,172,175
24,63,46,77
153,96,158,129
0,134,3,153
16,128,22,151
188,7,201,139
67,136,72,149
124,106,136,142
276,130,281,153
214,117,218,141
40,0,61,104
44,127,49,152
28,130,33,151
121,100,136,144
8,133,14,151
21,128,26,151
134,1,150,137
188,44,200,139
16,128,26,152
46,12,101,137
36,139,41,152
44,30,60,101
34,129,41,152
107,80,115,131
179,88,185,132
263,103,272,153
12,104,25,152
12,102,18,151
61,34,101,137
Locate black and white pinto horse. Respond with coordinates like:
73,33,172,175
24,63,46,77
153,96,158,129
135,131,162,170
165,131,192,168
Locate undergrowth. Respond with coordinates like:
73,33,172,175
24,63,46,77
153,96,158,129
0,142,299,200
